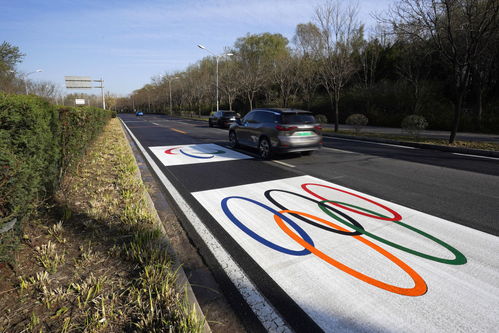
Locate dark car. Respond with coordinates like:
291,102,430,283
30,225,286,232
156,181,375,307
208,110,239,128
228,108,322,159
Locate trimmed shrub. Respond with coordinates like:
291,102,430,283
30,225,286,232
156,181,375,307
59,106,111,173
315,114,328,124
0,93,112,262
345,114,368,134
401,114,428,138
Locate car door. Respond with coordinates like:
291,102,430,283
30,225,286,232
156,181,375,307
237,112,255,146
246,111,264,147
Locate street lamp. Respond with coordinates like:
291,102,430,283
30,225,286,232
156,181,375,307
24,69,43,94
166,76,179,116
197,44,233,111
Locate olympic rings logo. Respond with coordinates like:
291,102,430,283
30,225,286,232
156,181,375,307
164,146,226,159
221,183,467,297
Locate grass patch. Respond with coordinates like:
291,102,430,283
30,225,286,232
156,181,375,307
0,118,204,332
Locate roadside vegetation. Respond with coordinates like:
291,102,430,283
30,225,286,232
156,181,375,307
121,0,499,143
0,118,203,332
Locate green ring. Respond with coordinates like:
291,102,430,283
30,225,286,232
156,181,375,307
319,200,467,265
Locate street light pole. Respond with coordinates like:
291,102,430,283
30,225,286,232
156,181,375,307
24,69,43,94
197,44,233,111
165,76,179,116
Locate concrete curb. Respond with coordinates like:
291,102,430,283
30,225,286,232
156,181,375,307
119,119,211,333
324,133,499,158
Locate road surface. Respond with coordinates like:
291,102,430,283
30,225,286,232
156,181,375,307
120,113,499,332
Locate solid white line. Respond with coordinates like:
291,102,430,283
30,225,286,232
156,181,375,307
120,120,291,333
322,147,356,154
328,136,417,149
453,153,499,161
272,160,295,168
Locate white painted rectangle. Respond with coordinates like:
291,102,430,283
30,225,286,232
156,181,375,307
149,144,252,166
192,175,499,332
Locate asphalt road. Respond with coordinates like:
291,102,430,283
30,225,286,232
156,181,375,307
120,113,499,332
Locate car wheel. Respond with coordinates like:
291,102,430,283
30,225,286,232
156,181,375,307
258,137,272,160
208,120,213,127
229,131,239,148
302,151,313,156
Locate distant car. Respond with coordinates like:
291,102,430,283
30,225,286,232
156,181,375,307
228,108,322,159
208,110,239,128
136,111,144,116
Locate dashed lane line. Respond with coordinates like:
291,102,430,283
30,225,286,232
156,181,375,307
452,153,499,161
120,120,292,333
326,136,417,149
272,160,296,168
171,128,188,134
322,147,357,154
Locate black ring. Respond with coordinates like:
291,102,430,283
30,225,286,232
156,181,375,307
264,189,365,236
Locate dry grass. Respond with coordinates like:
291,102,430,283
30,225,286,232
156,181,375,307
0,118,204,332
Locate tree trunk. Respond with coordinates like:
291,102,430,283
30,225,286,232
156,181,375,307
472,67,483,129
247,91,254,111
449,92,464,144
334,91,340,132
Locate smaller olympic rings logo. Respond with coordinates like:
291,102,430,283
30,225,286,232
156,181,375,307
165,147,226,159
221,184,467,296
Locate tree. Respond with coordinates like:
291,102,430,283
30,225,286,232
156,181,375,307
219,59,242,110
293,23,322,109
387,0,499,143
0,41,25,93
314,0,363,131
0,41,24,72
233,33,289,110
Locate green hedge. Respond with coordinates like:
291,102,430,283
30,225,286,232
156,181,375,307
0,93,112,261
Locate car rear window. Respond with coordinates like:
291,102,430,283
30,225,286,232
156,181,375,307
222,112,236,117
280,113,316,124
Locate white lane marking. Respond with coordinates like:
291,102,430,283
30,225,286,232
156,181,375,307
120,120,291,333
152,122,160,126
272,160,295,168
328,136,417,149
453,153,499,161
322,147,356,154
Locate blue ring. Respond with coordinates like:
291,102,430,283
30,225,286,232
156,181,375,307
221,196,313,256
180,149,214,159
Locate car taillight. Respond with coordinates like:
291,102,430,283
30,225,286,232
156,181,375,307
314,125,322,131
275,125,297,131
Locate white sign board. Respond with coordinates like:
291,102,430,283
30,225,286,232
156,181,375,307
65,76,92,89
75,99,85,105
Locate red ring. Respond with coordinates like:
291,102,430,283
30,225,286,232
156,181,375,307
301,183,402,222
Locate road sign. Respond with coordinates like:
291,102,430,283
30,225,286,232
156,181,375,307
64,76,92,89
75,99,85,105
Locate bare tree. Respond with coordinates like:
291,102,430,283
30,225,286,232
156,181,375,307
315,0,363,131
386,0,499,143
293,23,322,110
272,53,299,107
394,37,433,114
219,59,242,110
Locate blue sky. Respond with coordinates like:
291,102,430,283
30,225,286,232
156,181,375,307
1,0,393,96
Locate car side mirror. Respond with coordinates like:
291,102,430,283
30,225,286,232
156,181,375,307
236,118,242,125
